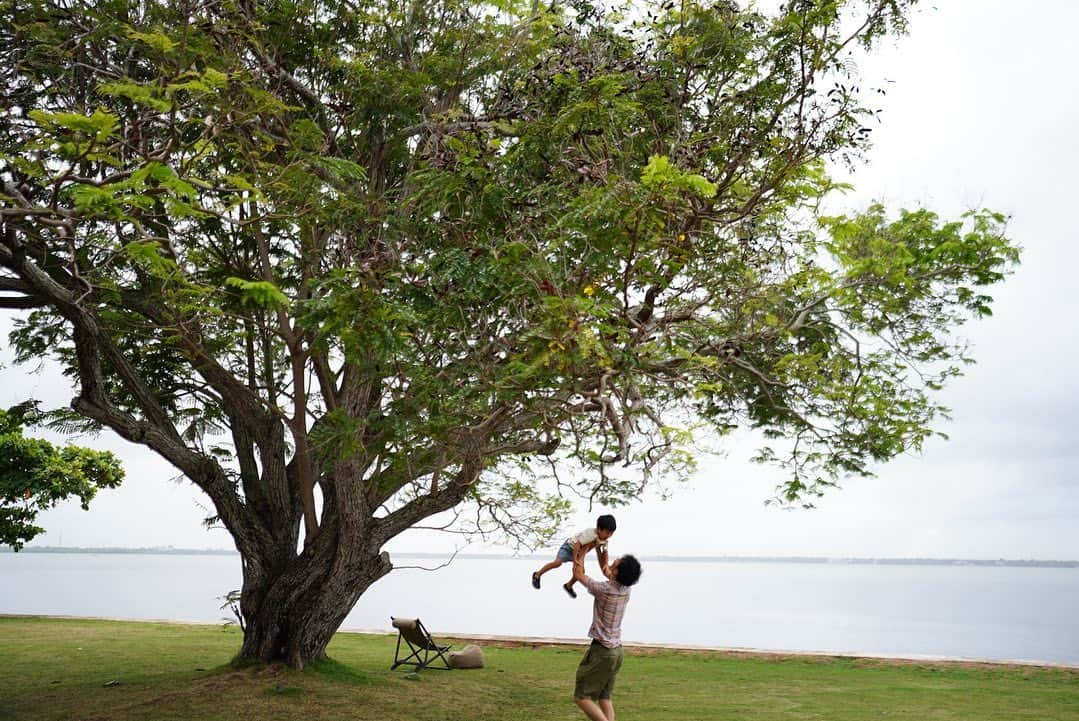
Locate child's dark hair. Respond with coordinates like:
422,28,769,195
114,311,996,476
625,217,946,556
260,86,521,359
597,514,617,532
615,555,642,586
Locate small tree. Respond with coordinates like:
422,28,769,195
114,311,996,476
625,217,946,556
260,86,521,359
0,402,123,550
0,0,1018,666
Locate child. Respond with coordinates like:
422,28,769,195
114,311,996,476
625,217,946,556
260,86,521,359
531,514,616,598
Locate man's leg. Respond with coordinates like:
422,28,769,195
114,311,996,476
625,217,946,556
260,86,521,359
574,697,609,721
596,646,621,721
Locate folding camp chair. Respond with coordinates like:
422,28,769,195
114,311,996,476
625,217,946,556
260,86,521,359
390,617,452,670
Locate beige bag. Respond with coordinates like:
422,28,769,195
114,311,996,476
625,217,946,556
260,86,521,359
448,644,485,669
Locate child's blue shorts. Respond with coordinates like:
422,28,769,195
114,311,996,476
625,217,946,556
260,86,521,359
556,541,575,562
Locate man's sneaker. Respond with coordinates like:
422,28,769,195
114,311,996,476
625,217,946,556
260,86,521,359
563,582,577,599
531,572,541,589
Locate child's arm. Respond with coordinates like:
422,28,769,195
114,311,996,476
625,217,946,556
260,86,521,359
597,545,610,577
570,541,585,565
572,540,596,563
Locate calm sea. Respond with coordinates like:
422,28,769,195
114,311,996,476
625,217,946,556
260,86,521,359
2,553,1076,665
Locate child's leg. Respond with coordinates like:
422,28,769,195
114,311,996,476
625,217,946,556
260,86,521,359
540,542,575,579
566,554,585,588
536,558,563,578
563,570,580,598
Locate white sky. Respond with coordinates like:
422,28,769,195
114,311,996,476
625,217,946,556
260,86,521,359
3,1,1077,559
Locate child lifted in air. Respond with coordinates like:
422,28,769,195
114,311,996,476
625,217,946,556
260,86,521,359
531,514,616,598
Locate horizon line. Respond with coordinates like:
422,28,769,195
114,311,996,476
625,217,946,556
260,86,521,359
4,546,1077,566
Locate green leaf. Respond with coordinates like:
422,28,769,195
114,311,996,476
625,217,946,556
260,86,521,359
123,241,178,277
98,81,173,112
312,157,368,182
640,155,717,198
27,108,120,141
225,277,289,309
126,28,178,53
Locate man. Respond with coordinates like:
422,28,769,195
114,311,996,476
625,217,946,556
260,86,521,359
571,553,643,721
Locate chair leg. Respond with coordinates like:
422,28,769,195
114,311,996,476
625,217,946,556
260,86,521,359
391,634,402,670
391,634,407,669
392,636,426,670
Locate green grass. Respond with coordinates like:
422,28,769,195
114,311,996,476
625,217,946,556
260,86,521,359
1,616,1077,720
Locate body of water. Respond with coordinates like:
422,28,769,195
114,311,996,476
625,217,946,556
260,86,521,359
2,553,1076,665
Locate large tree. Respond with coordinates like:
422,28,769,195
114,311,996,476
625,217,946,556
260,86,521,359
0,0,1017,666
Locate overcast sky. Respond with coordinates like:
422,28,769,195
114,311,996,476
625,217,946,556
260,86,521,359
3,1,1077,560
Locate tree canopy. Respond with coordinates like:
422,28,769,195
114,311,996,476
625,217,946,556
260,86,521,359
0,0,1018,665
0,402,124,550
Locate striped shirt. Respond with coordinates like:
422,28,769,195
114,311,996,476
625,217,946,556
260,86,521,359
584,576,631,648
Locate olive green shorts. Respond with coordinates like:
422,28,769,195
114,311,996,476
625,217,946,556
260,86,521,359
574,640,624,700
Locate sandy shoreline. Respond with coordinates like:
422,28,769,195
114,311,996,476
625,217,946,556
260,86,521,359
6,613,1077,671
351,629,1079,671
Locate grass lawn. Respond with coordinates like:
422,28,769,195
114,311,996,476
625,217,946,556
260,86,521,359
1,616,1077,721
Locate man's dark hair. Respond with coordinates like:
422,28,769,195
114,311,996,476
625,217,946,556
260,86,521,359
597,514,616,532
615,555,642,587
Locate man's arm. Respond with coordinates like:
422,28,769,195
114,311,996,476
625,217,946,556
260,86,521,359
572,557,591,585
597,546,610,577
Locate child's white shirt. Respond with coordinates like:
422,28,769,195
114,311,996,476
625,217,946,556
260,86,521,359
568,528,608,552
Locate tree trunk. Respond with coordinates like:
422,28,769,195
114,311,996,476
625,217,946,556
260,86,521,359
235,541,393,668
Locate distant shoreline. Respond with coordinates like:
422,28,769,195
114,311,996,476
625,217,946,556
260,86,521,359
3,546,1077,567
